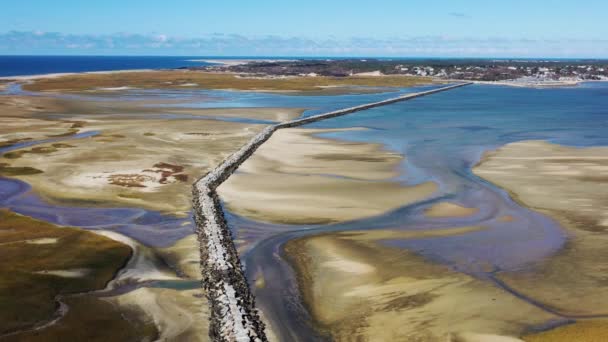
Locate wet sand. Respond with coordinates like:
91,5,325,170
219,127,438,224
111,287,208,341
159,234,201,279
284,228,557,341
2,102,302,216
523,320,608,342
0,89,303,340
6,118,263,216
0,94,71,117
474,140,608,340
425,201,479,218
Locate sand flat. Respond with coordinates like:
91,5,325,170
0,91,262,338
523,320,608,342
474,140,608,339
159,234,201,279
219,127,438,224
111,287,208,342
283,227,557,341
34,268,91,278
425,201,480,218
6,117,268,216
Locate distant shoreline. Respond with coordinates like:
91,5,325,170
0,69,157,81
0,55,212,78
473,79,608,88
189,58,296,66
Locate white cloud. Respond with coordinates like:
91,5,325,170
1,31,607,57
448,12,471,19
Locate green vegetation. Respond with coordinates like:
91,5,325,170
45,129,80,138
3,296,158,342
51,143,75,148
4,146,58,159
2,143,77,160
0,210,131,335
0,163,43,176
23,71,432,93
0,138,33,149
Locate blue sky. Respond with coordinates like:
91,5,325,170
1,0,608,57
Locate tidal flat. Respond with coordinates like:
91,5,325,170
1,73,442,340
229,83,608,341
0,209,136,338
2,73,608,341
0,80,310,340
219,127,438,225
283,228,557,341
474,140,608,341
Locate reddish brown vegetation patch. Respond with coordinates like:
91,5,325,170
108,162,189,189
108,174,154,188
153,162,184,173
174,174,189,182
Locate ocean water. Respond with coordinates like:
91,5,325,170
0,55,213,77
0,55,342,77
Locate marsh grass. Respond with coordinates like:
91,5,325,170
0,163,43,176
0,138,33,149
0,210,131,335
2,143,75,163
2,296,158,342
45,129,80,138
24,71,432,93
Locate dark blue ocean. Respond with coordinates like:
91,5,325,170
0,55,215,77
0,55,357,77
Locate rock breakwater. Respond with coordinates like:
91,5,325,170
192,83,471,341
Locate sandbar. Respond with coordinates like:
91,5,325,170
283,227,557,341
219,127,438,224
425,201,479,218
474,140,608,339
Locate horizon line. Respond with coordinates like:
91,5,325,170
2,54,608,60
